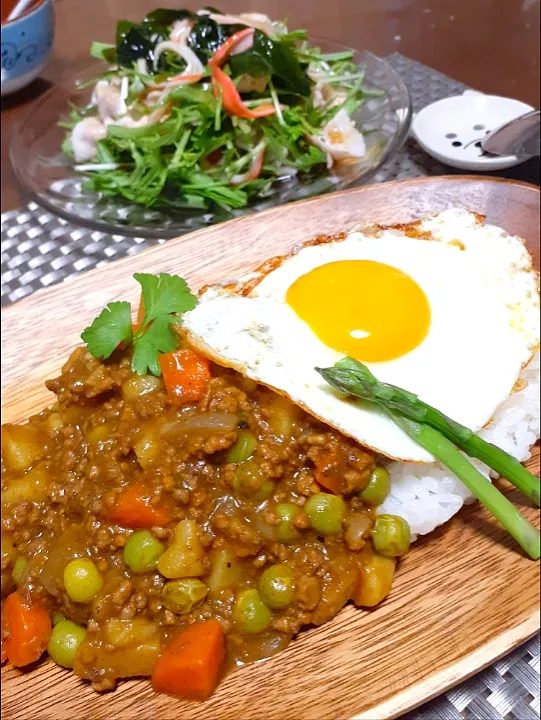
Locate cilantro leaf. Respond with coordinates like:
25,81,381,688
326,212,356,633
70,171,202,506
131,315,178,376
134,272,198,324
81,301,133,359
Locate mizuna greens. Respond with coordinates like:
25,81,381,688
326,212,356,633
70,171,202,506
62,8,373,211
317,357,540,560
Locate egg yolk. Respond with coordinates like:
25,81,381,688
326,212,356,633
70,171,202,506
286,260,431,362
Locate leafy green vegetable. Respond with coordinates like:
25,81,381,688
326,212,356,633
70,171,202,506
90,41,117,63
144,8,195,33
116,21,156,68
229,30,311,96
65,8,377,211
132,315,179,376
81,273,197,375
134,273,197,323
81,301,133,359
187,15,243,62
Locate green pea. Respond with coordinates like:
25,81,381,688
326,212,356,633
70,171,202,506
253,479,274,502
371,514,411,557
360,466,391,506
12,556,27,584
233,589,272,633
276,503,301,543
258,564,295,610
233,460,273,500
162,578,208,614
226,430,257,464
123,530,164,574
304,493,346,534
63,558,104,604
52,612,66,626
47,619,87,668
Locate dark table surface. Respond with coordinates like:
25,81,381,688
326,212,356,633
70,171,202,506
1,0,540,211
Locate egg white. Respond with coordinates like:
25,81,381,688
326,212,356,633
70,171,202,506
183,210,539,462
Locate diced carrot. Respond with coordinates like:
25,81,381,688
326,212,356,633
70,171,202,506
108,484,171,529
3,591,52,667
151,619,225,700
1,642,7,665
159,349,211,405
314,446,342,494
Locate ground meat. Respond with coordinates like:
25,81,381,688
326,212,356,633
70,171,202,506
2,350,384,693
294,575,321,612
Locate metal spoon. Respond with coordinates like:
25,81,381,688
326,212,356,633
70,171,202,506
481,110,540,159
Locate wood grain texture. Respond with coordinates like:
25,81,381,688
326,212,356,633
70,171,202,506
2,176,540,720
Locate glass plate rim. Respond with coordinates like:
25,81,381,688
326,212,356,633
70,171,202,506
10,43,412,239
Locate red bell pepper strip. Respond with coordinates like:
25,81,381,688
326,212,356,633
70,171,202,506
209,28,255,67
210,28,277,120
211,65,276,119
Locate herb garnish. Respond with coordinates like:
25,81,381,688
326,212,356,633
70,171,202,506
81,273,197,376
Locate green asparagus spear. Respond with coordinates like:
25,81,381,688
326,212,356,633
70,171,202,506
317,357,540,507
316,358,540,559
386,414,540,559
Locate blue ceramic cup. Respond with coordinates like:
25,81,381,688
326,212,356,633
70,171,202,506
1,0,54,96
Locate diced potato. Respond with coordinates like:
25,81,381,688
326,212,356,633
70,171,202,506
2,463,51,504
353,548,396,607
104,618,159,649
158,519,206,579
59,405,91,428
133,425,160,469
46,413,63,434
74,628,161,681
1,424,46,472
206,548,241,594
268,395,300,437
85,423,114,451
311,555,358,626
122,375,162,402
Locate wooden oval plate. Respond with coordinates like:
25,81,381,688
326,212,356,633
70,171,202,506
2,176,540,720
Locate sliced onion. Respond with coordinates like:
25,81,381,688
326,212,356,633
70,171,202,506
160,412,239,436
153,41,204,77
169,18,194,45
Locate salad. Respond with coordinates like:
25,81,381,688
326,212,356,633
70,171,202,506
63,8,375,212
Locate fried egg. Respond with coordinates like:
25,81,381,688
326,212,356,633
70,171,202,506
183,209,539,462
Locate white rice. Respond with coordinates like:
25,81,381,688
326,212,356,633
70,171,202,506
379,352,540,538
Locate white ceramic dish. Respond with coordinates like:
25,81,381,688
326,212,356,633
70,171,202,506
412,91,535,171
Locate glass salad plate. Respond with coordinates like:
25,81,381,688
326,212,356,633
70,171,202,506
10,44,412,238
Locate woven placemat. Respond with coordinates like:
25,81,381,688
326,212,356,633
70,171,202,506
1,53,540,720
